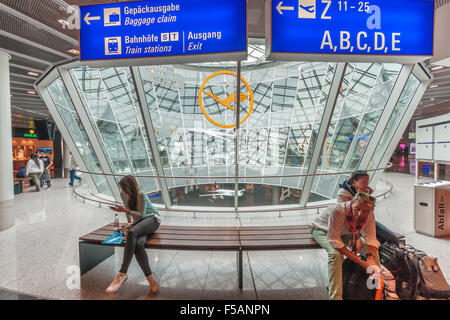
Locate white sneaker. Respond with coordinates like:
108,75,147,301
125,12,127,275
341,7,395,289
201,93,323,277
147,274,159,293
105,273,128,293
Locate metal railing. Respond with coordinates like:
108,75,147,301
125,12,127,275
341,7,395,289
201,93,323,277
71,163,393,217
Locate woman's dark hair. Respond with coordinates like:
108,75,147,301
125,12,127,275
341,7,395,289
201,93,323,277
348,170,369,186
118,175,139,211
31,153,39,167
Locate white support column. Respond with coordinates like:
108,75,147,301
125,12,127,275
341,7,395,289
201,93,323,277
370,80,428,184
299,62,347,207
57,67,122,201
130,66,172,208
357,65,414,170
0,51,14,231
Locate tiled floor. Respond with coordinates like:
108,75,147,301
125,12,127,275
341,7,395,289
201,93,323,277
0,172,448,300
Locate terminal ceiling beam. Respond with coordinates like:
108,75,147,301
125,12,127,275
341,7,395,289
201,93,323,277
357,65,414,170
57,66,122,202
130,66,172,208
299,62,347,207
0,3,79,46
0,30,72,60
2,49,53,66
9,63,44,74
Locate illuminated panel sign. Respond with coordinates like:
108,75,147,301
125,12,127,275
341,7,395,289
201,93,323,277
266,0,435,63
79,0,247,66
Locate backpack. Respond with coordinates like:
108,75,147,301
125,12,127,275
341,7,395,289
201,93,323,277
342,258,379,300
411,251,450,299
16,166,27,178
379,243,420,299
379,243,450,300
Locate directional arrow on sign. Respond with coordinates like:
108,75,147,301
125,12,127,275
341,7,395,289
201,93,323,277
276,1,294,15
84,12,101,25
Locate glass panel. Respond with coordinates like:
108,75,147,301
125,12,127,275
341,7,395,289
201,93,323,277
48,78,112,196
369,74,420,169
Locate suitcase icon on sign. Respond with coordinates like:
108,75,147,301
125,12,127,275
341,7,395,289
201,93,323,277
108,38,119,53
109,12,120,22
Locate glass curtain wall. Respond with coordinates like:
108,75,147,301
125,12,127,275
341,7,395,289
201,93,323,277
47,78,112,196
40,43,428,208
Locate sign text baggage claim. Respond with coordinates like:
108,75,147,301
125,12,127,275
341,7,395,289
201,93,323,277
124,3,180,26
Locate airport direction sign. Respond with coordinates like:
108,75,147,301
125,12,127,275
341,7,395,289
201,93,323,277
79,0,247,66
266,0,435,63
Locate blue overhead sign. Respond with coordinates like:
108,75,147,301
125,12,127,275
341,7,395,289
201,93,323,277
79,0,247,64
266,0,435,62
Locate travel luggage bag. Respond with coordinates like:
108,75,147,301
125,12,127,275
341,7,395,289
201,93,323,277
379,243,450,300
342,258,384,300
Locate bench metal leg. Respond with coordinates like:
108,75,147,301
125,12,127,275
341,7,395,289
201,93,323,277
79,241,114,275
237,250,243,289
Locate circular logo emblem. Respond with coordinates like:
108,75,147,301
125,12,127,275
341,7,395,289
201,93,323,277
198,70,254,128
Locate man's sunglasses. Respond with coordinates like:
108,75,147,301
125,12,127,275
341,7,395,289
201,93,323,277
354,192,376,203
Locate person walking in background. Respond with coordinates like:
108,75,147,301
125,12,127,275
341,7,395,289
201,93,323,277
38,150,53,188
69,152,82,187
105,175,161,294
26,153,44,192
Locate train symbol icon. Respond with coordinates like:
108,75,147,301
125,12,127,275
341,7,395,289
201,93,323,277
105,37,121,55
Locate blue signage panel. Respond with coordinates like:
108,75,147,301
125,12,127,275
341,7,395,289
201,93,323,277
80,0,247,62
268,0,434,59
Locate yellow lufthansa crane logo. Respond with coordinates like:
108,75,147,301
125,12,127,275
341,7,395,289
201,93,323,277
198,70,254,128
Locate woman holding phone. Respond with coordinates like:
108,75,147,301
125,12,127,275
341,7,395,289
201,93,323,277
105,175,161,294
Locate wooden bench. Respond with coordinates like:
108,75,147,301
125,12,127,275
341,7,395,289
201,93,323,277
79,224,405,289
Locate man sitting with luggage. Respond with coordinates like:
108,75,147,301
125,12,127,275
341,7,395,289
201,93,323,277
310,192,380,300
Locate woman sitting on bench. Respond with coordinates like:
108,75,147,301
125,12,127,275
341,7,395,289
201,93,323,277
105,175,161,294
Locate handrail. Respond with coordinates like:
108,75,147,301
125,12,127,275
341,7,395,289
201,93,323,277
75,162,392,180
71,164,394,215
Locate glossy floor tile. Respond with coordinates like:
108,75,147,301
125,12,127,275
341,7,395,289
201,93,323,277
0,173,448,300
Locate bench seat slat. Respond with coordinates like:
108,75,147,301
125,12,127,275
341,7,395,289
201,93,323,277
239,229,311,236
240,233,316,241
146,239,240,249
93,229,238,237
151,234,239,241
240,239,318,249
239,225,310,231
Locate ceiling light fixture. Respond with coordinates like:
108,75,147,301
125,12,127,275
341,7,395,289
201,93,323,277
430,66,444,71
68,49,80,54
27,91,37,95
27,72,39,77
429,85,438,88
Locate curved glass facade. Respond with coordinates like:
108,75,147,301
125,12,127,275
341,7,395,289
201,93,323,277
38,44,426,209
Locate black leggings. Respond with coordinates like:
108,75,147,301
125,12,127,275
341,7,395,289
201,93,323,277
119,216,160,277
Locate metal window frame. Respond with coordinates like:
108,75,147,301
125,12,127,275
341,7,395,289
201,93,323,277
370,63,432,184
299,62,347,207
35,67,99,195
357,64,414,170
57,65,122,201
130,66,172,208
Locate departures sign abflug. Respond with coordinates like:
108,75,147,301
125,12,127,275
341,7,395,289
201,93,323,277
79,0,247,65
266,0,435,63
